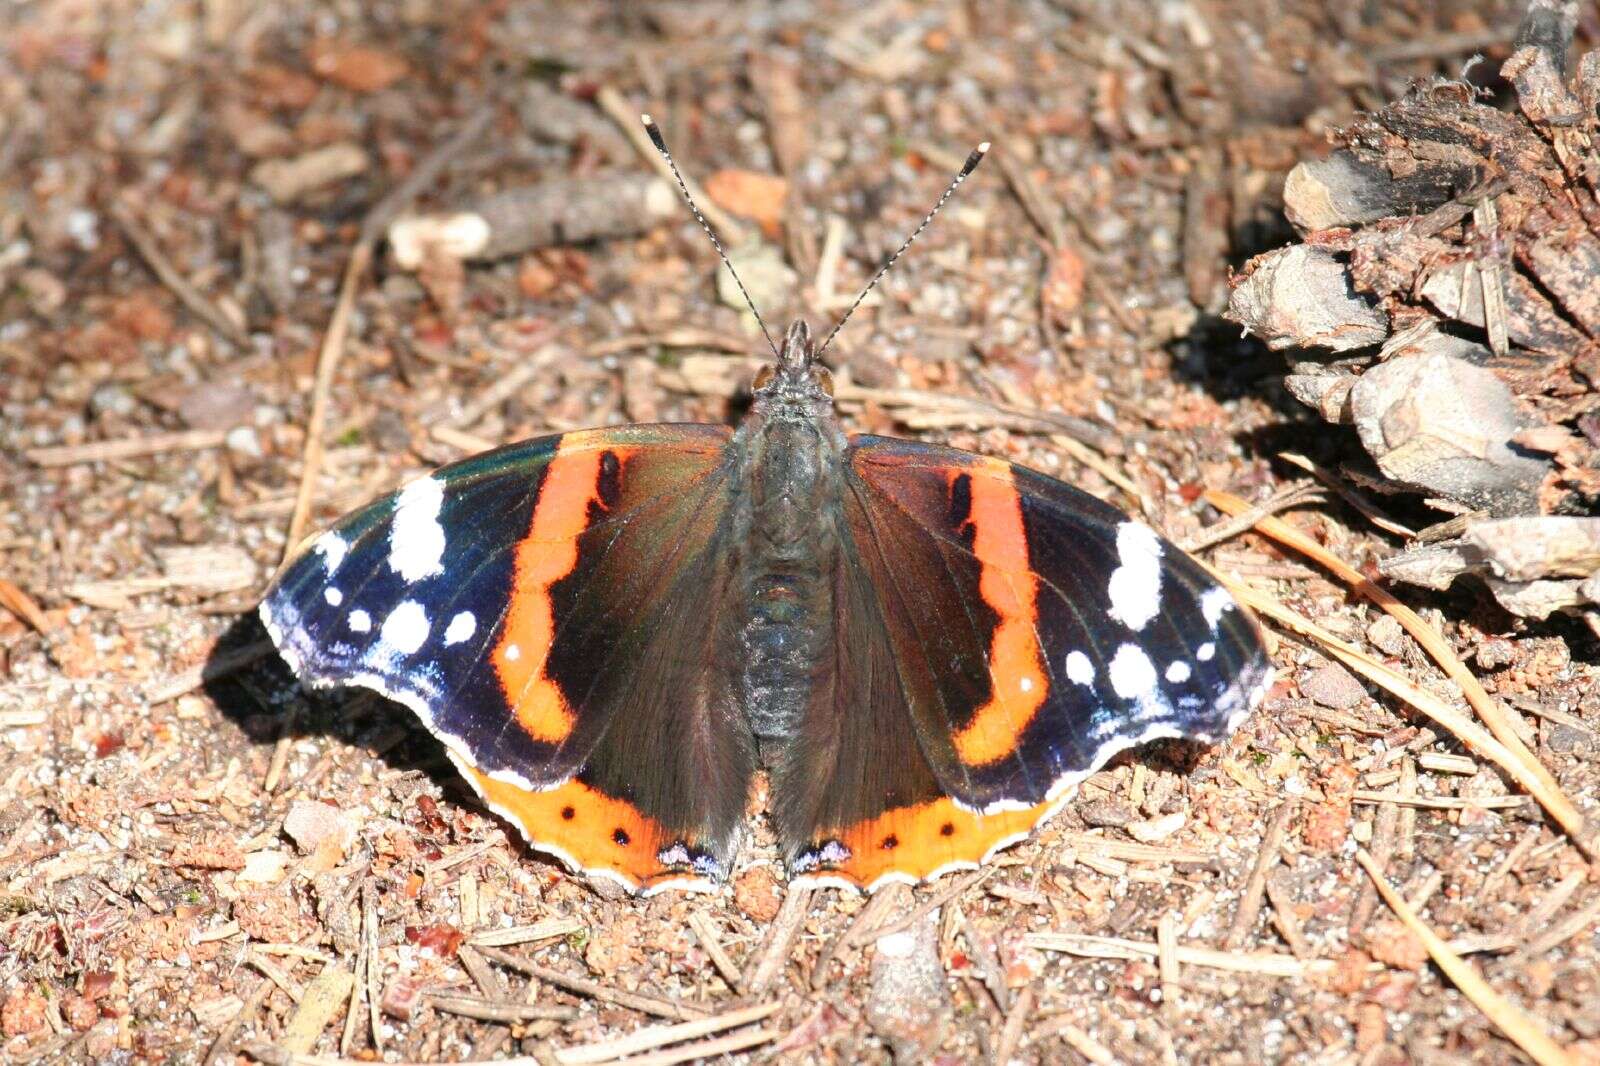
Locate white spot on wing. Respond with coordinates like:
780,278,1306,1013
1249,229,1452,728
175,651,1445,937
505,643,521,662
1200,586,1234,630
380,601,430,655
442,611,476,646
1065,651,1095,686
1166,660,1191,683
1019,676,1033,693
1108,644,1157,700
314,532,348,573
324,587,343,607
389,476,447,582
348,609,372,633
1197,642,1216,661
1106,522,1164,631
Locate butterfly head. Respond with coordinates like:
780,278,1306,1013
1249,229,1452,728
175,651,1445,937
752,319,834,413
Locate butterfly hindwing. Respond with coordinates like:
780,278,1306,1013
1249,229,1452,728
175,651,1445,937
262,424,758,892
779,436,1272,889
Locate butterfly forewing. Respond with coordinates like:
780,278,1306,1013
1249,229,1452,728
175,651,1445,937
261,424,759,892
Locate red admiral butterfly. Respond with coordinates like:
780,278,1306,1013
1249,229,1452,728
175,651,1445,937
262,120,1271,893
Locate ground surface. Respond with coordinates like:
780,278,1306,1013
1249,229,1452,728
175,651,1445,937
2,1,1599,1064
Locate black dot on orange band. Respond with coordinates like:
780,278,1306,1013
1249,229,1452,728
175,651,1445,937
612,827,630,846
560,806,576,820
940,822,956,837
881,834,899,850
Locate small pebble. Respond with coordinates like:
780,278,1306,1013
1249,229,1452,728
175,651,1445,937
1300,661,1367,710
179,381,256,430
1365,614,1406,656
89,382,138,420
1078,797,1137,828
283,800,359,857
1127,811,1185,843
731,865,783,924
1474,636,1516,670
225,425,263,459
867,914,951,1060
716,241,795,321
238,850,290,884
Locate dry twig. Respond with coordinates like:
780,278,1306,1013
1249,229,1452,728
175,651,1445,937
1025,932,1327,979
594,85,745,242
1278,452,1415,538
425,993,575,1023
280,105,495,566
110,199,250,346
1355,849,1577,1066
554,1001,780,1065
744,886,813,994
468,917,585,948
687,911,744,993
1205,490,1588,852
1180,484,1324,553
474,947,707,1020
27,428,228,468
202,979,270,1066
993,985,1035,1066
1222,800,1296,950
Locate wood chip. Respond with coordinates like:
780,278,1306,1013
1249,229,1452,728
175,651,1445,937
279,965,354,1053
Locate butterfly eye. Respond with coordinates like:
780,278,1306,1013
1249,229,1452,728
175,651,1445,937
815,366,835,396
753,365,775,391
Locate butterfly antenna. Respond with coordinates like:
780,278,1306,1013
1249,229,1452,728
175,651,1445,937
641,115,779,359
816,142,990,359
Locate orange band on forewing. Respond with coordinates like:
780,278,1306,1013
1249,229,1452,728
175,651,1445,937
950,465,1048,765
820,795,1054,887
496,441,631,744
462,768,684,889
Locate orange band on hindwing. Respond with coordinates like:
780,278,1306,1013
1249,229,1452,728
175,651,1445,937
461,766,689,889
815,794,1056,887
495,439,633,745
949,464,1049,765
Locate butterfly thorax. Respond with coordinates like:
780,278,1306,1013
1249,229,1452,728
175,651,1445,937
733,321,848,757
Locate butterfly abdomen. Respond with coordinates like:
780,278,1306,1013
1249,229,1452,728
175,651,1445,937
731,413,848,756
